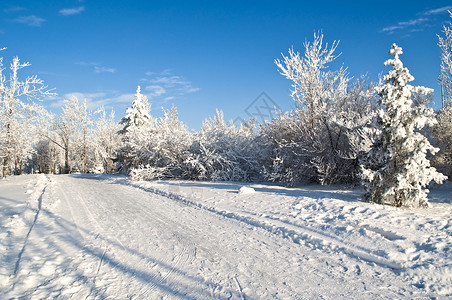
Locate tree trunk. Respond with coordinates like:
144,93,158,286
2,156,8,178
83,128,87,173
64,147,70,174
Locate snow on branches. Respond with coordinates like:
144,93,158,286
438,11,452,107
361,44,446,207
0,48,55,177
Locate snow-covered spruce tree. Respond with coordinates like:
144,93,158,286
361,44,446,207
438,11,452,108
117,86,154,173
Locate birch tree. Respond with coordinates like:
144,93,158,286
0,49,54,178
438,11,452,107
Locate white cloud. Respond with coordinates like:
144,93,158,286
150,75,188,87
424,6,452,15
381,17,428,33
59,6,85,16
93,65,116,74
4,6,26,13
142,70,200,101
382,6,452,34
76,62,116,74
145,85,166,97
14,15,46,27
49,91,134,111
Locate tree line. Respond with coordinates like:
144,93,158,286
1,17,452,207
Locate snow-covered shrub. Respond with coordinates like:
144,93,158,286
191,110,262,181
432,103,452,179
135,106,194,179
269,34,375,185
361,44,446,207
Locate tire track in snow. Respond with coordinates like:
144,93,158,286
60,176,198,298
111,191,197,299
134,183,405,270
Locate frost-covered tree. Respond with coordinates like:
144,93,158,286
117,86,154,172
91,107,121,173
438,11,452,107
31,139,61,174
192,110,261,181
361,44,446,207
48,96,91,174
271,33,373,185
0,49,54,178
432,103,452,179
130,106,193,180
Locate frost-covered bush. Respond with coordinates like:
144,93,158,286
268,33,374,185
361,44,446,207
432,103,452,179
191,110,262,181
144,106,194,179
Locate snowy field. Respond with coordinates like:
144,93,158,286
0,174,451,299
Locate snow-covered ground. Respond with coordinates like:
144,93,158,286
0,174,451,299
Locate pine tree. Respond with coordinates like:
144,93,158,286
361,44,446,207
117,86,154,172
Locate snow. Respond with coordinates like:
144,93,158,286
1,174,451,298
238,186,255,195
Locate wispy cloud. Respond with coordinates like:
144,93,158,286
4,6,26,13
424,6,452,15
50,91,134,111
145,85,166,97
141,70,200,102
381,17,428,33
59,6,85,16
76,62,116,73
14,15,46,27
381,6,452,34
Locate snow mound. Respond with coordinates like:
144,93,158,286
239,186,255,195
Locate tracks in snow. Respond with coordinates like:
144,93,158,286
54,176,200,298
13,175,49,278
134,183,406,270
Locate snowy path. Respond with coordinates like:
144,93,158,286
0,174,450,299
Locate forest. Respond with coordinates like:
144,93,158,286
1,19,452,208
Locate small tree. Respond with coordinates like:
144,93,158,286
361,44,446,207
117,86,154,172
48,96,89,174
91,107,121,173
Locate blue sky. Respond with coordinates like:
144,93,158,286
1,0,452,129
